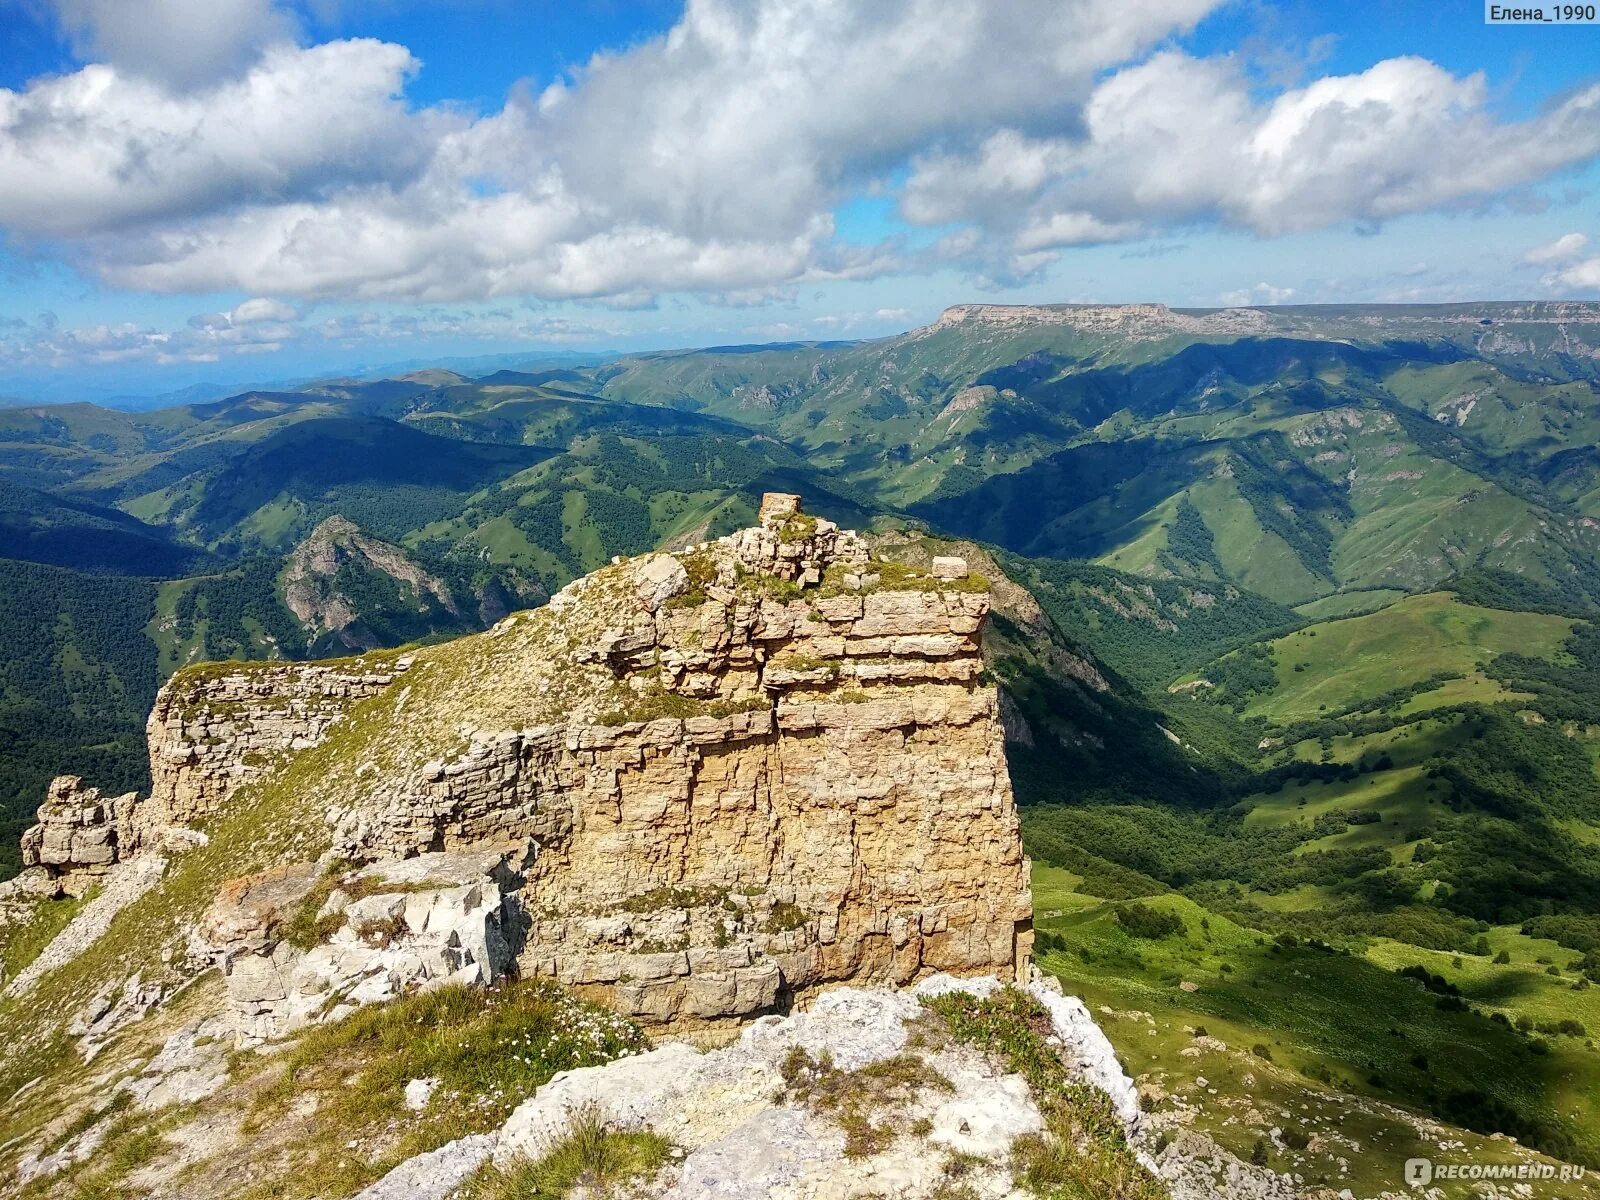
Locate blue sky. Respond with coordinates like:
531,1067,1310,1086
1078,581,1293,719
1,0,1598,402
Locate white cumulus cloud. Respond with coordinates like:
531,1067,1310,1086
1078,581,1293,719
48,0,296,88
0,39,427,238
1523,232,1590,265
1545,257,1600,291
904,53,1600,278
1219,282,1297,307
2,0,1600,311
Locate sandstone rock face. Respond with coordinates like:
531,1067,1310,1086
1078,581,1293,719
141,657,410,837
19,776,137,895
23,494,1030,1033
304,501,1029,1025
202,851,518,1040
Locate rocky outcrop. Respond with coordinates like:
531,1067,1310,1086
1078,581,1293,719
924,303,1274,339
298,498,1030,1026
482,973,1135,1200
141,656,411,836
19,776,137,896
202,851,517,1040
16,494,1031,1035
283,516,462,651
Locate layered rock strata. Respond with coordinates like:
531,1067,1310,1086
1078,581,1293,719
19,776,137,896
141,655,412,833
316,498,1030,1024
20,493,1033,1032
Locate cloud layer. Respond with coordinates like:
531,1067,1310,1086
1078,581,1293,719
4,0,1600,314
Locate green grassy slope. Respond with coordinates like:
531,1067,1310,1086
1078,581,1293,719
1188,592,1574,720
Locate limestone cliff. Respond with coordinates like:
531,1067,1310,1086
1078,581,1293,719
143,656,409,837
18,493,1032,1035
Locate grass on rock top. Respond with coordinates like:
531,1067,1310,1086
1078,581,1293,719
0,890,90,983
778,1046,954,1161
462,1107,672,1200
236,980,647,1200
921,985,1163,1200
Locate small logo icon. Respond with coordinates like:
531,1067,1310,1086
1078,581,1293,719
1405,1158,1434,1187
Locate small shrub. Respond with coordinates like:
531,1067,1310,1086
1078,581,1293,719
1250,1136,1271,1166
1251,1043,1273,1062
1115,904,1184,940
1398,964,1459,996
1033,930,1066,955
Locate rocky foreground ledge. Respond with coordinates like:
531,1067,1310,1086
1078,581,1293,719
350,972,1148,1200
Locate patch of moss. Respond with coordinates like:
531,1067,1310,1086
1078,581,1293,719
665,550,719,610
775,652,840,677
777,513,819,545
596,683,766,727
817,561,989,598
763,901,808,933
732,564,805,602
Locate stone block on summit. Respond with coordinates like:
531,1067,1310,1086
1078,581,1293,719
758,491,802,523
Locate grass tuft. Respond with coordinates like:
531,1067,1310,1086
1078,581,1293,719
461,1105,672,1199
237,979,648,1199
922,987,1162,1200
777,1046,953,1160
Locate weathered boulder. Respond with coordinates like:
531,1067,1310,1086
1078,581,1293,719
203,850,518,1041
19,776,137,895
491,975,1120,1200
